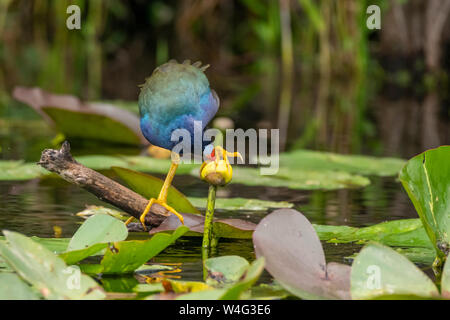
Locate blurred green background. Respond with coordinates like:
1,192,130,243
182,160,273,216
0,0,448,159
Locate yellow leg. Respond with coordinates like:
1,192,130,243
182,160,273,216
138,160,184,230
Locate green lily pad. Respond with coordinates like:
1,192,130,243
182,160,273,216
0,230,105,299
0,273,40,300
99,226,188,274
112,167,200,214
27,237,70,254
67,214,128,251
59,243,108,265
219,257,265,300
314,218,433,248
228,167,370,190
42,106,143,145
12,86,145,145
277,149,406,177
350,242,439,300
205,256,250,285
399,146,450,260
0,161,48,181
188,197,293,211
176,258,265,300
100,276,139,293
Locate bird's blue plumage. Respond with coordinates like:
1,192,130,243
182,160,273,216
138,60,219,152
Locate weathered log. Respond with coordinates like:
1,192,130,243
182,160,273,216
37,141,169,228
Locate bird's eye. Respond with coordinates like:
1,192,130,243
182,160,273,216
203,144,214,158
211,89,220,107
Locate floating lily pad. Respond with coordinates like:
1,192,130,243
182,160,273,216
314,218,433,248
13,86,146,145
29,237,70,253
0,230,105,299
399,146,450,260
219,257,265,300
188,197,293,211
276,149,406,177
176,258,265,300
351,242,439,299
227,167,370,190
67,214,128,251
0,273,40,300
98,226,188,274
204,256,250,286
112,167,200,214
253,209,351,300
59,243,108,265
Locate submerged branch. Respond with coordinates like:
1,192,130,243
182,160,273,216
38,141,169,228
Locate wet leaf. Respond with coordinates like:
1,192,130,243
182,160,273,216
100,276,139,293
276,149,406,177
0,273,40,300
112,167,200,214
99,226,188,274
252,209,351,300
350,242,439,300
176,258,265,300
13,86,145,145
205,256,250,285
0,230,105,299
76,206,128,221
59,243,108,265
67,214,128,251
29,237,70,253
399,146,450,260
219,257,265,300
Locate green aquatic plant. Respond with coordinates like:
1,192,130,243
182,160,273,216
0,214,189,299
351,242,450,300
399,146,450,266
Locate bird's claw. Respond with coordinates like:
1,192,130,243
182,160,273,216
138,198,184,231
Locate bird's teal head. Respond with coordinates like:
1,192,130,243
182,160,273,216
138,60,219,152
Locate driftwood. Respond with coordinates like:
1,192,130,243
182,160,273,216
37,141,169,228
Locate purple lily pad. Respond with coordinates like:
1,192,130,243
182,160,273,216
252,209,351,299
